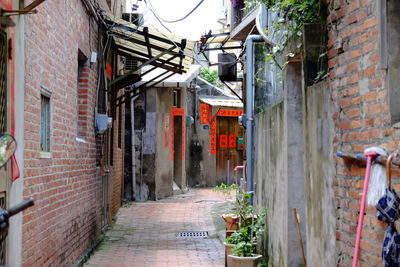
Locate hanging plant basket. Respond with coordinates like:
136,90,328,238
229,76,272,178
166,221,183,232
231,0,245,9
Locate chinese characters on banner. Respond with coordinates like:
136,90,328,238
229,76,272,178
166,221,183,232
164,114,170,148
199,102,210,124
210,119,217,154
217,109,243,117
229,135,237,148
219,135,228,148
209,109,243,155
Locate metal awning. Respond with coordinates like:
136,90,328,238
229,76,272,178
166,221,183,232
100,12,195,95
199,96,243,108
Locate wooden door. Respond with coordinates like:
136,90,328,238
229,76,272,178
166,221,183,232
216,116,243,184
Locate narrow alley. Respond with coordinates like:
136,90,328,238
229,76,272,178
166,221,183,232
84,189,228,267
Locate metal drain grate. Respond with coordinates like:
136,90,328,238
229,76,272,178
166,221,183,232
177,231,208,238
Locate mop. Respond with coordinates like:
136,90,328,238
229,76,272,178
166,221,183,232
352,147,387,267
366,147,388,206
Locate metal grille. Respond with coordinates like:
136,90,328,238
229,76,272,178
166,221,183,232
125,57,141,74
177,231,208,238
0,192,7,265
0,31,7,132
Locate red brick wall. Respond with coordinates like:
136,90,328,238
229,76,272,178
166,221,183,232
328,0,395,265
77,65,90,138
109,91,125,218
22,0,124,266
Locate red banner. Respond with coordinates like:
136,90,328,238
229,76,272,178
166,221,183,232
219,135,228,148
229,135,237,148
217,109,243,117
210,119,217,154
200,102,210,124
164,114,170,148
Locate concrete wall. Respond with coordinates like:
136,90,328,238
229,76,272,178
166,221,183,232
254,103,286,266
186,89,218,187
303,81,336,266
141,88,157,200
140,86,188,199
155,87,174,199
253,62,305,266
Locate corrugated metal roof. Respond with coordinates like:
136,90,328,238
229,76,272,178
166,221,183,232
136,65,201,87
101,13,194,73
199,97,243,108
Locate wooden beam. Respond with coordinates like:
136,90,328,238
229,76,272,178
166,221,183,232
23,0,46,11
108,46,176,87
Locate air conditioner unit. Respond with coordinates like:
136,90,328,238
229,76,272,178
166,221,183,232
122,13,144,27
122,12,143,75
124,57,141,75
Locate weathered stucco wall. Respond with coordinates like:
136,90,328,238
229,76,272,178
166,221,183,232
254,103,286,267
142,88,157,200
155,87,174,199
303,81,336,266
185,89,217,187
253,62,305,266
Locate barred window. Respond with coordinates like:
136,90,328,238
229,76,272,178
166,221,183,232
40,95,50,152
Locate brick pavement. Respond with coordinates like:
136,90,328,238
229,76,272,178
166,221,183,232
84,189,228,267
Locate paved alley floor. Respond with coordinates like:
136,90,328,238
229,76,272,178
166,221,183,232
84,189,230,267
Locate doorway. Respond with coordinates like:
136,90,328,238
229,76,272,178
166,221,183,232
216,116,243,184
171,108,185,189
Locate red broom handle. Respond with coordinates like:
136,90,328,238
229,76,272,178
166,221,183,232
352,154,375,267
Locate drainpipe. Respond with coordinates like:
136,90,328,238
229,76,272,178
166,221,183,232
245,35,263,203
131,95,139,200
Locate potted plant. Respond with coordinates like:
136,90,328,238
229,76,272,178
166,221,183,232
227,212,266,267
224,192,267,267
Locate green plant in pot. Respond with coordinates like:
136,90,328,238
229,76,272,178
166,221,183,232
225,208,267,267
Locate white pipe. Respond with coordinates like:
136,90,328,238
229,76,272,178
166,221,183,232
131,95,139,200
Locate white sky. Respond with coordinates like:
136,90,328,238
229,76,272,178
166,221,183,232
126,0,223,41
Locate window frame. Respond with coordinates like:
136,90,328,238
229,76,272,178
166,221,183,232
40,86,52,158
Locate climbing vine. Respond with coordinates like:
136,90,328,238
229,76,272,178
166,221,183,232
245,0,327,77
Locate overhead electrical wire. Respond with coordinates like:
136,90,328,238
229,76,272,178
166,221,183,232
144,0,205,23
142,1,172,32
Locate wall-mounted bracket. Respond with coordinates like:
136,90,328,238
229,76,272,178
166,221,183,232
1,0,45,16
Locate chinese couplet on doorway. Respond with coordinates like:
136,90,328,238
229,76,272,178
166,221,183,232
209,109,243,155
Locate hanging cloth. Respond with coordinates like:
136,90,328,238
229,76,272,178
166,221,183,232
376,188,400,266
11,155,20,181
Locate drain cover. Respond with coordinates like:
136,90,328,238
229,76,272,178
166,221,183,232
177,231,208,238
195,200,221,204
